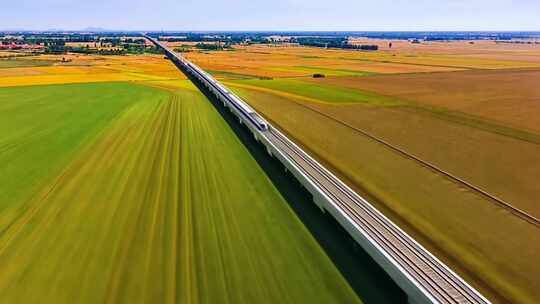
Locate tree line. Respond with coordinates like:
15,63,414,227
293,37,378,50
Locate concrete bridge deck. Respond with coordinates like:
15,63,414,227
146,35,491,304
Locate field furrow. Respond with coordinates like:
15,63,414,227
229,84,540,303
0,80,361,304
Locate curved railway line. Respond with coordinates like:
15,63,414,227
146,35,491,304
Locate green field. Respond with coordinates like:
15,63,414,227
0,58,57,68
207,70,258,80
228,79,401,106
0,82,162,215
0,81,361,303
272,66,374,77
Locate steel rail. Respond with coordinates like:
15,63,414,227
145,34,492,304
267,129,488,303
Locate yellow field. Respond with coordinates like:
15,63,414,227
0,51,21,58
184,42,540,80
0,54,185,87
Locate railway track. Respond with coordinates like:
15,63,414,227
265,97,540,229
265,128,489,304
145,34,491,304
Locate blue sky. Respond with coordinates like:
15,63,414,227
2,0,539,31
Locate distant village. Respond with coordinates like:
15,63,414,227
2,31,539,55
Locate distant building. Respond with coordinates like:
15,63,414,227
0,43,45,50
265,36,292,43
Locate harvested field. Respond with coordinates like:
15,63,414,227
0,57,57,68
0,80,361,303
230,83,540,304
301,61,462,74
313,69,540,134
348,38,540,54
161,41,201,47
306,101,540,218
268,65,374,77
247,44,540,69
186,40,540,82
0,51,17,58
0,72,163,87
232,74,540,220
0,54,184,87
185,45,464,80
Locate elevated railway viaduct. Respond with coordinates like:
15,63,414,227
145,35,491,304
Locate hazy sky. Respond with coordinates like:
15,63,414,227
2,0,539,31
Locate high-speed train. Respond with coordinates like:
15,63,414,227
145,34,269,132
185,62,269,132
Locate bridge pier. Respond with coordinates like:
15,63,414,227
313,196,326,213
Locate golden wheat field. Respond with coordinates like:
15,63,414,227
0,53,186,87
184,41,540,80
